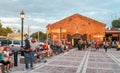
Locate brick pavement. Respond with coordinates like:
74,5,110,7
11,48,120,73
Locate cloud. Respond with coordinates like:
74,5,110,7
28,18,46,23
0,17,20,23
28,25,46,33
0,0,120,34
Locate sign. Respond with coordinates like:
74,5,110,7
112,34,118,37
51,29,66,33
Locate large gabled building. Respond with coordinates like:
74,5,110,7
46,13,106,45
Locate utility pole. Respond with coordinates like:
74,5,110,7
28,25,30,38
38,31,39,42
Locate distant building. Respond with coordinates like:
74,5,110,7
46,13,106,45
0,36,7,39
7,33,21,40
105,27,120,41
7,29,22,40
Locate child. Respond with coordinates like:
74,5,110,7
0,47,10,73
4,46,14,71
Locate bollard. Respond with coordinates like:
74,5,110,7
14,50,18,67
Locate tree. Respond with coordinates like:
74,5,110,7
30,31,46,41
6,27,13,33
24,33,29,39
112,18,120,28
0,23,13,36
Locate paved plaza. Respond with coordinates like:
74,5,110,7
11,48,120,73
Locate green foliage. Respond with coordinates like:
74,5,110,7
24,33,29,39
112,18,120,28
0,23,13,36
30,31,46,41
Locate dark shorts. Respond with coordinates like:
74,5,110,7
0,60,10,65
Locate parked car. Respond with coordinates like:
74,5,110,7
9,39,24,51
0,39,11,46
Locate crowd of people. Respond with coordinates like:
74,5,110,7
20,38,72,72
0,38,73,73
1,37,120,73
77,39,120,52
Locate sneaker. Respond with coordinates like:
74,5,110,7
44,60,47,63
4,71,7,73
7,70,11,73
38,60,41,62
9,69,12,72
23,68,29,71
12,67,16,71
30,67,34,70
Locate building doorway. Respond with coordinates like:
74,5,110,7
105,34,118,41
72,33,82,47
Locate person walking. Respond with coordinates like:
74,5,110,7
104,41,108,52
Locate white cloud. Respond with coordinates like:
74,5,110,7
0,0,120,34
12,0,18,2
0,17,20,23
28,18,46,23
27,17,59,24
28,25,46,33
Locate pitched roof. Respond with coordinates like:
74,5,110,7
49,13,106,29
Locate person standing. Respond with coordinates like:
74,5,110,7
78,39,83,50
21,39,31,70
30,38,37,69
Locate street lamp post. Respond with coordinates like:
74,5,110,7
20,11,25,47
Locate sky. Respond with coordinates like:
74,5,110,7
0,0,120,34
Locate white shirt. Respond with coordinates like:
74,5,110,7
30,42,36,51
4,51,10,57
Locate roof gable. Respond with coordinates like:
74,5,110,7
49,13,106,29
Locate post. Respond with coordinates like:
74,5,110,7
38,31,39,42
60,27,62,40
28,25,30,38
118,33,120,42
21,18,23,47
20,11,25,56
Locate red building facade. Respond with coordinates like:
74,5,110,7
46,13,106,45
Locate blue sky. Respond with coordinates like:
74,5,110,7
0,0,120,34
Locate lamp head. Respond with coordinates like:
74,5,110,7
20,11,25,19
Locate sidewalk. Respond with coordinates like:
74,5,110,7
11,48,120,73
